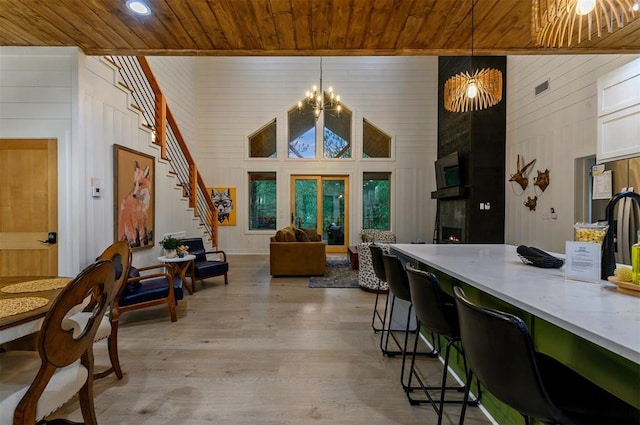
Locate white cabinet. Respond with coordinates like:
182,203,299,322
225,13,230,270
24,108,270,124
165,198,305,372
597,58,640,163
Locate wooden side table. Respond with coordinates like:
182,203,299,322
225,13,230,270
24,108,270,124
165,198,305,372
347,245,359,270
157,254,196,295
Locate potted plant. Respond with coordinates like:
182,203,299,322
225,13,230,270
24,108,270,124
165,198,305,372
159,235,181,258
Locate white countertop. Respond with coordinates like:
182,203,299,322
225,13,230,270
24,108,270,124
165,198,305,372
391,243,640,364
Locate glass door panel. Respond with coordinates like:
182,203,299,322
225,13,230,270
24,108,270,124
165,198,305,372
291,175,349,254
293,178,318,229
323,179,345,248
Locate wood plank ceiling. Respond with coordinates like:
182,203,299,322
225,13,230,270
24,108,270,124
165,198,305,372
0,0,639,56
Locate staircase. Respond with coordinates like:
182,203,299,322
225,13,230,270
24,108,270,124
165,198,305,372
104,56,217,248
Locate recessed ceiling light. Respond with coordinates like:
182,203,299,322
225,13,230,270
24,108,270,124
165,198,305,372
126,0,151,16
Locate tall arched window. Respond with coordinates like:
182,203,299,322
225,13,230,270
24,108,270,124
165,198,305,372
324,97,352,159
288,102,315,158
288,95,352,159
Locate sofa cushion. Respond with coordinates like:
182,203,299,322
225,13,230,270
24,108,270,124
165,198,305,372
120,276,183,306
294,228,310,242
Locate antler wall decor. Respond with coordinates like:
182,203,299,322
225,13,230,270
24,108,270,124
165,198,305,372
524,196,538,211
533,169,550,192
509,154,536,191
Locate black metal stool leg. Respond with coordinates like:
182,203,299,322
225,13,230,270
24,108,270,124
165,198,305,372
458,368,473,425
371,278,386,332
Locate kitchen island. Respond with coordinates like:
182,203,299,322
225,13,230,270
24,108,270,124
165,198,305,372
390,243,640,421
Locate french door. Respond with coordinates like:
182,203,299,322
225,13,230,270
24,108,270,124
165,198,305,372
291,175,349,254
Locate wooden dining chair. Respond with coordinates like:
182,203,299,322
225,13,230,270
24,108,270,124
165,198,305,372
0,260,115,425
67,241,132,380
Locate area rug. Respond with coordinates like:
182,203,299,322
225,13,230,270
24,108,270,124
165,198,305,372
309,256,360,288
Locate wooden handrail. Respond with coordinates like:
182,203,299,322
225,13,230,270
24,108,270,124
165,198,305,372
134,56,218,248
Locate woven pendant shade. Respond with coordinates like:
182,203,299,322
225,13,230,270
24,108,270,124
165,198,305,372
532,0,639,47
444,68,503,113
443,0,504,113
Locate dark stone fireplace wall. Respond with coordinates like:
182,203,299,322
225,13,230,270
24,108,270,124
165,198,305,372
434,56,506,244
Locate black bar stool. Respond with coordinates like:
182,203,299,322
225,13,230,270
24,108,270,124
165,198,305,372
381,253,437,390
453,286,640,425
405,265,479,424
369,244,388,333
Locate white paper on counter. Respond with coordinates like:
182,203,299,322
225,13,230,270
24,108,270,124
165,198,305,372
565,241,601,283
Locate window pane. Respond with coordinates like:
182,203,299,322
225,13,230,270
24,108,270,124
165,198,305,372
363,119,391,158
249,119,276,158
249,172,276,230
363,172,390,230
324,100,351,158
288,102,316,158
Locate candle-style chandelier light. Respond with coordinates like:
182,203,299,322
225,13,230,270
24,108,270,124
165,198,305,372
298,57,342,120
443,0,503,113
532,0,640,48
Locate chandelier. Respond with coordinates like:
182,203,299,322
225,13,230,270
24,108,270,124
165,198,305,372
532,0,640,47
443,0,503,113
298,57,342,119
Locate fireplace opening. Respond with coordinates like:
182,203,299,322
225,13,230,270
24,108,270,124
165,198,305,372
441,226,462,243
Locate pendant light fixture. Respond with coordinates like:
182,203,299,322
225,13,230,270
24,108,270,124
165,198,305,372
443,0,503,113
298,57,342,120
532,0,639,48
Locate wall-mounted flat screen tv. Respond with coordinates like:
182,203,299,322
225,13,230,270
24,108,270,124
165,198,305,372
435,151,461,189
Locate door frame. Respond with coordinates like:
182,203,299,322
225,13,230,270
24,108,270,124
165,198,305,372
0,138,58,276
290,175,349,254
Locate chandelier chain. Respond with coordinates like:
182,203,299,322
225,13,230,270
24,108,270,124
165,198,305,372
299,57,342,120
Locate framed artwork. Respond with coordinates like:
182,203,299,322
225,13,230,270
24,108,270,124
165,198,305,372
114,144,155,250
208,186,237,226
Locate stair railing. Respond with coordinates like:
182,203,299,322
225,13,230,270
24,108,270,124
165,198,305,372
106,55,217,248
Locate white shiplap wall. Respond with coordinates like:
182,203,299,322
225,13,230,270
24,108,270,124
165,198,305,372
80,55,203,269
0,47,77,275
147,57,199,155
0,47,204,274
505,54,640,253
193,56,438,253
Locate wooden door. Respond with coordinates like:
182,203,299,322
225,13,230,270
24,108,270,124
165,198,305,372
291,175,349,254
0,139,58,276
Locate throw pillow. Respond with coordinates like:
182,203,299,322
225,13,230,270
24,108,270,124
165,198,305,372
294,228,310,242
302,228,320,242
283,228,297,242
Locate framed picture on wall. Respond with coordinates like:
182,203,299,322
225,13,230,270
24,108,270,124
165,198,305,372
207,186,237,226
114,144,155,250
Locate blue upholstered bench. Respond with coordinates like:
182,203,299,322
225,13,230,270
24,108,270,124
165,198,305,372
180,237,229,292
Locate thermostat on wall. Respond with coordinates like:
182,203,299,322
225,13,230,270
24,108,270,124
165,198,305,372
91,177,102,198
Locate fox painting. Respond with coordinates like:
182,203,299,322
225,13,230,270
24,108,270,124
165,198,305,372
212,187,235,225
118,160,152,247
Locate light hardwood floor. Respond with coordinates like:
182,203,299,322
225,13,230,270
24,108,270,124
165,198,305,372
54,254,494,425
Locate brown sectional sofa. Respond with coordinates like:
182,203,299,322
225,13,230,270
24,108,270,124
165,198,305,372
269,226,326,276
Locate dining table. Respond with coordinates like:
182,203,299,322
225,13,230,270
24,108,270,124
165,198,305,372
0,276,70,345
